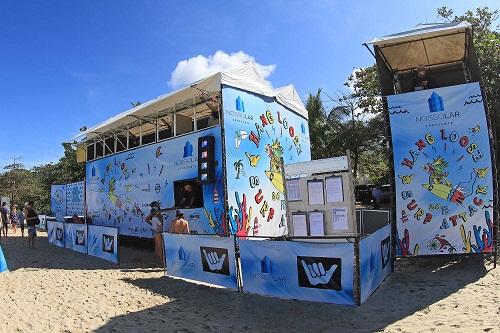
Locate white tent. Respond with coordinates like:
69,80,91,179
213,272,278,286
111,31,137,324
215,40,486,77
74,62,307,141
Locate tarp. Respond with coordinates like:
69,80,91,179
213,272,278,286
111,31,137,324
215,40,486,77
88,225,119,263
239,239,355,305
367,21,471,71
163,234,238,289
64,223,88,254
0,245,7,273
388,83,494,256
51,185,67,222
73,62,308,142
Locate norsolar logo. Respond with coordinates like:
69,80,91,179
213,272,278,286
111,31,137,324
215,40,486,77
416,111,460,123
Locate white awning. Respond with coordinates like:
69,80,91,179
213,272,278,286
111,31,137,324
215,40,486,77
73,62,308,141
366,21,471,72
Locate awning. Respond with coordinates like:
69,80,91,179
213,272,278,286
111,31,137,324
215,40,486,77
366,21,472,72
73,62,308,141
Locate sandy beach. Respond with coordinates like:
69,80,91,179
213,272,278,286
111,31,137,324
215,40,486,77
0,231,498,333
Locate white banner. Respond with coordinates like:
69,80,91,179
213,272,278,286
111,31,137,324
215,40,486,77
163,234,237,289
64,223,88,254
239,239,355,305
47,221,65,248
87,225,119,263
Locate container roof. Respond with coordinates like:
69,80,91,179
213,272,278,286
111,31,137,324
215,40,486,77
366,21,472,72
73,62,308,141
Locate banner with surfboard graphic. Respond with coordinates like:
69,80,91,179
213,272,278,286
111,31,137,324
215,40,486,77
222,86,311,237
388,82,494,256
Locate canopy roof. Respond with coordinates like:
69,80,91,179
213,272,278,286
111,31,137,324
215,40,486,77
366,21,472,72
74,62,307,141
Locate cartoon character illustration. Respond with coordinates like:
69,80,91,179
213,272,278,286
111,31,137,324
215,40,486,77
264,139,284,193
398,174,415,185
427,234,456,253
473,167,488,178
422,156,465,203
245,152,261,167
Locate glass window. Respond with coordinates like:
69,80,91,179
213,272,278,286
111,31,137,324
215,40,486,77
175,107,194,136
86,143,95,161
95,141,104,158
173,179,204,208
104,136,114,155
141,120,156,145
116,133,127,152
128,122,141,149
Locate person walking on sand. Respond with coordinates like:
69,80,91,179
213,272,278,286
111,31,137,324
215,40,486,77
10,205,18,235
168,210,190,234
1,202,10,237
145,201,165,265
15,205,25,237
23,201,38,249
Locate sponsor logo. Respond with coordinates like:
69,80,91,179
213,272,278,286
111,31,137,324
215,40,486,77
54,190,64,204
297,256,342,290
56,227,64,241
250,256,287,283
225,110,254,121
75,230,86,246
200,246,229,276
415,111,460,123
172,246,194,267
235,96,245,112
428,92,444,113
381,236,391,269
183,141,193,158
102,234,115,253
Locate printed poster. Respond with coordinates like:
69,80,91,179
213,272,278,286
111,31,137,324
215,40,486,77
388,83,494,256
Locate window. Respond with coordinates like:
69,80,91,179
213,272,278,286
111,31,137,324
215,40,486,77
141,120,156,145
173,179,204,209
95,141,104,158
158,113,173,140
116,132,127,152
175,107,194,136
128,121,141,149
104,136,114,156
86,143,95,161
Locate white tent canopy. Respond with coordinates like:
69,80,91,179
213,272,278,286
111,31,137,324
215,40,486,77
366,21,472,72
74,62,307,141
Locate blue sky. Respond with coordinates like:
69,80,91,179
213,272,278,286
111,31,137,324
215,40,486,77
0,0,496,169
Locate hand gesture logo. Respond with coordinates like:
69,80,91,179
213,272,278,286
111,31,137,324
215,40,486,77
297,256,342,290
200,247,230,276
203,249,226,271
102,235,114,253
56,227,64,241
301,260,337,286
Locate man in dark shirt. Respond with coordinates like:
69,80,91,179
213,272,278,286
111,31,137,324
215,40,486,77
1,202,10,237
413,64,438,91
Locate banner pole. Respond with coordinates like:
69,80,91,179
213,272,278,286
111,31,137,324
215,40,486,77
234,235,242,292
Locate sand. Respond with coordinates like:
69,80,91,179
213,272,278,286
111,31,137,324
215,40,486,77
0,231,499,333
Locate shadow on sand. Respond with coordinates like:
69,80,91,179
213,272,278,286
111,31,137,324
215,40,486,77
94,255,492,333
1,232,158,271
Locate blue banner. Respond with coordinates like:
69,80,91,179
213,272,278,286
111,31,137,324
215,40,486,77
0,245,7,273
239,239,355,305
64,223,88,254
88,225,119,263
222,86,311,237
359,224,392,303
163,234,237,289
388,83,494,256
51,185,67,222
47,221,65,248
86,126,226,238
66,181,85,216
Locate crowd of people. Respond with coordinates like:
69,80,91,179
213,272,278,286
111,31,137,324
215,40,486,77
0,200,39,248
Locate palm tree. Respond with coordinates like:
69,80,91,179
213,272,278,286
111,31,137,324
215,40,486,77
234,160,243,179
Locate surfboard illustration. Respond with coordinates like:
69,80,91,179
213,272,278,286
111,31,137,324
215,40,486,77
265,139,285,193
265,170,284,193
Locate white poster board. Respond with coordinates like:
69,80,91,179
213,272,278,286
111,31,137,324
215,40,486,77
292,213,308,236
286,179,302,201
332,207,349,231
307,180,324,205
308,211,325,236
326,176,344,203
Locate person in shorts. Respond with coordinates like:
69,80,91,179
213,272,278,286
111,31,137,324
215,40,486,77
16,205,25,237
145,201,164,265
23,201,38,248
10,205,18,235
1,202,10,237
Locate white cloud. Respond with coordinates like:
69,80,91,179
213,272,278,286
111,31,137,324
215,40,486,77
168,50,276,89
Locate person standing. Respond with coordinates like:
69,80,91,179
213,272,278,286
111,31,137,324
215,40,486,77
1,202,10,237
168,210,190,234
15,205,25,237
10,205,18,235
23,201,38,249
372,186,382,210
145,201,164,265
